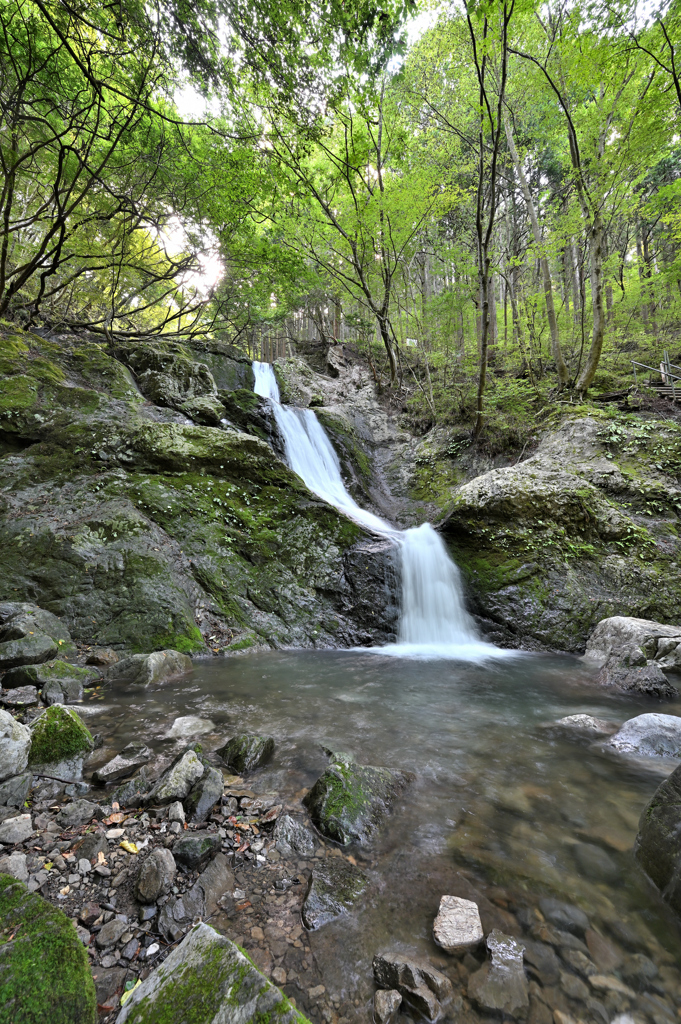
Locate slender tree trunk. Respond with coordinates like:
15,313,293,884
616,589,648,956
576,209,605,392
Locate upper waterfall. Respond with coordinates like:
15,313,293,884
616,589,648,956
253,360,505,660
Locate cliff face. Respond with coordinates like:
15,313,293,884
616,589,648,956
0,329,398,654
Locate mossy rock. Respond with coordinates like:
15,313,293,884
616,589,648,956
28,705,93,766
0,874,96,1024
216,734,275,774
4,659,98,691
304,759,413,846
301,857,368,930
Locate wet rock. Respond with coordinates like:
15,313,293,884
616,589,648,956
597,654,676,698
5,660,98,704
111,767,150,808
573,843,620,882
561,949,597,977
0,852,28,881
302,856,367,930
523,940,561,985
635,762,681,916
144,749,204,805
0,771,32,808
0,874,96,1022
0,813,34,845
92,743,151,784
373,952,454,1021
96,918,128,948
91,965,127,1009
549,715,619,740
56,799,104,828
0,634,58,670
1,685,39,708
586,616,681,664
621,953,658,990
136,848,176,903
588,974,636,998
106,649,192,687
183,765,223,822
468,930,529,1017
607,713,681,758
216,733,275,774
118,921,305,1024
374,989,402,1024
585,929,623,973
0,708,31,782
304,758,413,845
166,715,215,739
172,829,221,869
433,894,484,954
273,814,315,857
538,898,589,935
28,705,93,773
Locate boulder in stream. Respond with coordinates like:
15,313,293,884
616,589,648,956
304,756,413,845
302,856,367,930
467,929,529,1017
216,733,275,773
105,649,192,687
433,894,484,954
92,742,152,784
586,616,681,697
606,713,681,758
373,952,455,1022
635,762,681,915
548,714,619,740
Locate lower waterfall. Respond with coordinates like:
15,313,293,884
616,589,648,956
253,360,503,659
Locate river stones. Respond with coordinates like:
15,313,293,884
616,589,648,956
0,708,31,781
105,650,192,687
302,857,367,930
0,814,34,845
92,743,152,784
136,848,177,903
374,989,402,1024
56,799,105,828
183,765,223,822
538,898,589,935
158,853,233,942
28,705,94,776
118,921,305,1024
573,842,620,882
606,713,681,758
0,685,39,708
373,952,454,1022
304,757,413,845
468,930,528,1017
635,762,681,915
433,895,484,954
549,714,619,740
216,733,275,774
0,874,97,1023
144,749,204,805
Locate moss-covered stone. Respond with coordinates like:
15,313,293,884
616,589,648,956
302,857,368,930
0,874,96,1024
304,759,413,846
28,706,93,766
635,764,681,917
216,734,275,774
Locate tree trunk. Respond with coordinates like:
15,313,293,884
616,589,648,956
576,210,605,392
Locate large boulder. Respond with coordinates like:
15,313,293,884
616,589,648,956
301,856,367,930
0,708,31,782
0,874,96,1023
106,650,192,687
586,616,681,664
4,660,99,704
216,733,274,774
28,705,94,774
118,922,305,1024
635,763,681,915
304,756,412,845
0,634,58,670
606,713,681,757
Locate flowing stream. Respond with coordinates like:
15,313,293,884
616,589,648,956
252,360,501,660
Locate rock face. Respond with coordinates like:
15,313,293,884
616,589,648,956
136,848,176,903
118,921,306,1024
433,895,484,954
0,708,31,781
28,705,94,770
217,733,275,774
304,757,412,845
373,952,454,1022
606,713,681,757
0,329,397,655
301,857,367,930
467,930,529,1017
0,874,96,1023
635,762,681,915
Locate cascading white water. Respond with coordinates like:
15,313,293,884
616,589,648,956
253,360,505,660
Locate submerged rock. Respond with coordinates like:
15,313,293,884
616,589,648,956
0,708,31,782
374,989,402,1024
304,758,412,846
538,898,589,935
606,713,681,757
373,952,454,1022
433,895,484,954
302,857,367,930
635,762,681,915
467,929,529,1017
573,842,620,882
549,714,619,740
216,733,274,774
118,921,305,1024
0,874,96,1023
106,650,192,687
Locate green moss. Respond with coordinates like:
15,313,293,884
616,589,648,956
0,875,96,1024
28,706,93,766
146,625,204,654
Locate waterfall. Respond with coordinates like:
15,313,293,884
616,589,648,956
253,360,503,660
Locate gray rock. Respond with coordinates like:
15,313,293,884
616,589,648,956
216,733,274,774
607,713,681,758
106,650,192,687
0,603,71,645
549,714,619,740
42,680,64,706
92,965,127,1009
96,918,128,948
144,749,204,805
539,897,589,935
573,842,620,882
273,814,315,858
597,652,676,698
118,921,301,1024
586,616,681,664
635,762,681,915
433,895,484,954
0,709,31,782
168,800,185,823
183,765,223,823
136,848,176,904
92,744,151,784
301,857,367,930
522,939,561,985
0,851,28,880
304,758,413,846
5,660,98,704
0,772,32,808
158,852,233,941
28,705,93,777
0,813,34,845
71,831,108,863
561,970,591,1001
374,989,402,1024
172,830,221,869
0,634,58,670
373,952,454,1021
110,768,150,808
56,799,105,828
468,930,529,1017
166,715,215,739
561,948,597,977
1,686,39,708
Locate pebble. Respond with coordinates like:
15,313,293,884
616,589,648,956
106,829,125,839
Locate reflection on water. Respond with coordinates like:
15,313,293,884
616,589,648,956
83,650,681,1008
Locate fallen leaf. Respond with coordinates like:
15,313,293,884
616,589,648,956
97,851,106,865
235,901,252,911
119,841,139,854
120,980,141,1007
261,805,282,822
346,855,357,866
103,812,125,825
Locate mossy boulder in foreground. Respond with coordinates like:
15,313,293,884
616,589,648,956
635,763,681,917
28,705,93,767
304,757,413,846
117,921,309,1024
0,874,96,1024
